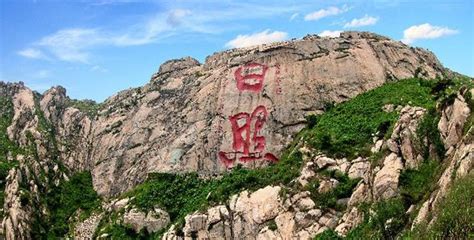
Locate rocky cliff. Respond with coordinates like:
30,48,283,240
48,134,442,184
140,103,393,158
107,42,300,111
0,31,472,239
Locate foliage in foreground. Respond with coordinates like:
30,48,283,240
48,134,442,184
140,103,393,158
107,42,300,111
403,174,474,240
399,160,440,206
45,172,101,238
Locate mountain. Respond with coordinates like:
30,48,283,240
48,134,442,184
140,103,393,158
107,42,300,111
0,31,472,239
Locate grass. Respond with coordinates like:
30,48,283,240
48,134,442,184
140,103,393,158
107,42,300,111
305,78,437,158
314,229,342,240
307,170,360,211
399,160,441,206
345,198,407,240
97,134,305,238
403,174,474,239
67,98,102,118
45,172,101,238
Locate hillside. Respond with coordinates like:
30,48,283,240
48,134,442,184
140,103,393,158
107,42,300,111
0,31,472,239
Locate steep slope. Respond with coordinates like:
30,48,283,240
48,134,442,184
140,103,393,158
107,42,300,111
91,78,472,240
0,31,470,239
2,31,452,198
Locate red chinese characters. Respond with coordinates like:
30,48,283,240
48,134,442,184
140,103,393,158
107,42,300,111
219,62,279,168
234,63,268,92
218,105,278,168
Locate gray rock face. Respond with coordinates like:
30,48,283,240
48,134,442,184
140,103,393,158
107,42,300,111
438,92,471,150
1,31,451,198
160,94,472,239
74,212,103,240
123,208,170,234
413,91,473,227
87,31,449,197
162,186,335,240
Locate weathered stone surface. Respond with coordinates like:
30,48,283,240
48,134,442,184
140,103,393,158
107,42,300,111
0,31,467,239
438,94,471,149
74,212,103,240
335,207,363,236
348,159,370,180
373,153,403,200
232,186,282,225
1,31,450,197
123,207,170,234
1,168,33,240
390,106,426,168
111,197,130,211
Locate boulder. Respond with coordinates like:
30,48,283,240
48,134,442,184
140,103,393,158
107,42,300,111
123,207,170,234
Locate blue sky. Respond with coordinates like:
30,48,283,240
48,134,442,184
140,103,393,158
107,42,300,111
1,0,473,102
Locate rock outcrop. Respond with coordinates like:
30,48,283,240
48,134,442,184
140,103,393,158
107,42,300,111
159,94,472,239
0,31,470,239
0,31,452,197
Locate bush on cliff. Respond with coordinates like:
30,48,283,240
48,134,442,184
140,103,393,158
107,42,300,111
306,78,437,158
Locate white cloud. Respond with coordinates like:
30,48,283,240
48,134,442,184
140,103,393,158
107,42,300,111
344,15,378,28
35,70,50,79
319,30,342,38
167,9,192,26
401,23,458,44
19,2,309,63
37,28,104,63
290,13,299,21
304,5,349,21
91,65,108,73
17,48,48,60
225,30,288,48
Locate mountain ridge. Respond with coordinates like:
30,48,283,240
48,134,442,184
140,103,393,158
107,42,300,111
0,31,472,240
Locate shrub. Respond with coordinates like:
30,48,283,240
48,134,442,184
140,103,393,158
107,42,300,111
67,99,102,118
45,172,100,238
346,198,407,239
306,114,319,128
125,136,305,232
314,229,342,240
415,109,445,159
404,174,474,239
310,170,360,210
399,160,440,206
306,79,436,158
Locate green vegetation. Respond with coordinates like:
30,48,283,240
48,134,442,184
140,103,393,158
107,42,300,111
45,171,101,238
98,136,305,238
345,198,407,240
0,96,20,217
305,78,437,158
403,174,474,239
415,109,445,159
307,170,360,211
312,77,473,240
399,160,440,206
67,98,102,118
267,219,278,231
314,229,342,240
130,149,303,222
